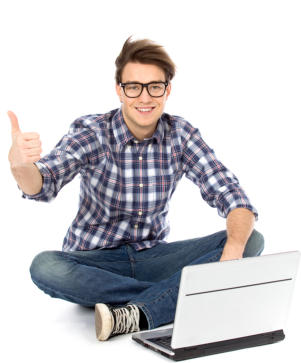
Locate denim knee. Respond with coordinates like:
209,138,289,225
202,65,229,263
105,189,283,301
30,250,57,285
243,229,265,257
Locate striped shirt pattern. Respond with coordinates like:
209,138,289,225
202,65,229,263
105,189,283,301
22,108,258,251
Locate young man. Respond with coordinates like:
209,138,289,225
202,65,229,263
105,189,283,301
8,37,264,341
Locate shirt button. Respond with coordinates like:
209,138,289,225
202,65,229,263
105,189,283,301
134,224,138,229
139,156,142,160
139,183,143,188
138,210,142,215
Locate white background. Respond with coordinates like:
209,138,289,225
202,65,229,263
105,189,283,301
0,0,300,362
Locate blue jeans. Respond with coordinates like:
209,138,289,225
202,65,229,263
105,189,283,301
30,229,264,330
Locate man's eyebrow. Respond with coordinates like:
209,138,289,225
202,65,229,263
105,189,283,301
122,80,166,83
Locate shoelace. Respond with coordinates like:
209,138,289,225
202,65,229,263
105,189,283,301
112,305,140,335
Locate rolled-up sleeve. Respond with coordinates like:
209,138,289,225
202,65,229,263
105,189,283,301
182,128,258,220
22,128,96,202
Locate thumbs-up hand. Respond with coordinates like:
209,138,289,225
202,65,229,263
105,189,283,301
8,111,42,168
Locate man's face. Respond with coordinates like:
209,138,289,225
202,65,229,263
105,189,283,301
116,62,171,140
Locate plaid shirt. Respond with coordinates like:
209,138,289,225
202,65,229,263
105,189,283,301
22,108,258,251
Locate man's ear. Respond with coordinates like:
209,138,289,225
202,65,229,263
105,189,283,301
166,82,172,100
116,83,123,103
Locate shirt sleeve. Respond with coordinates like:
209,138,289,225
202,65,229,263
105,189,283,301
182,128,258,220
21,128,98,202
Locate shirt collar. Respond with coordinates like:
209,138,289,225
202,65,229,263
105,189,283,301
112,108,164,147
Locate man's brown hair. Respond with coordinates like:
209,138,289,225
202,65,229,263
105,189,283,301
115,36,176,84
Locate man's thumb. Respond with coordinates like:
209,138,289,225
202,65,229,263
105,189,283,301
8,110,21,136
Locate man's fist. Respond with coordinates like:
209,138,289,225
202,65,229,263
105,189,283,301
8,111,42,168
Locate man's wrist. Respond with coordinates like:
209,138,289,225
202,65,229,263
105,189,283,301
220,238,245,261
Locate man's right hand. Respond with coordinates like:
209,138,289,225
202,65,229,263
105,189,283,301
8,111,42,168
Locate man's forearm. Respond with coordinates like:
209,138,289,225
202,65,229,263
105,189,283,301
220,207,255,261
10,163,43,195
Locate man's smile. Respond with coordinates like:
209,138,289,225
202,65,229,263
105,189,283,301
135,107,156,114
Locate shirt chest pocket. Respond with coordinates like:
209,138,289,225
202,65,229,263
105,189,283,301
146,168,177,207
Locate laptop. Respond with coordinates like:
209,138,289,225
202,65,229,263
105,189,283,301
132,251,300,361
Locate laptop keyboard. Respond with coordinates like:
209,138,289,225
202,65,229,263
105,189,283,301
149,335,172,350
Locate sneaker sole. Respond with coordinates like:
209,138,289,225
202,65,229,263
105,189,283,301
95,303,114,341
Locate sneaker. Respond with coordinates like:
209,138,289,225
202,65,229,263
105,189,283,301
95,303,140,341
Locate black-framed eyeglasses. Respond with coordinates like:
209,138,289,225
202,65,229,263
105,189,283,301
120,81,169,98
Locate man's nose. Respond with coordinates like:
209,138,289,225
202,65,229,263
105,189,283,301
138,86,153,102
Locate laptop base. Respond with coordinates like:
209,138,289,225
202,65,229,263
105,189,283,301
132,329,285,361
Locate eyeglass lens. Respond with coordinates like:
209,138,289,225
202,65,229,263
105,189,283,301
124,83,166,97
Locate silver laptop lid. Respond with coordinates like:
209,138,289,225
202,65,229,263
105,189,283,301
171,251,300,349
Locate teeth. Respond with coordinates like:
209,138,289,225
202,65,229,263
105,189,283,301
137,108,153,112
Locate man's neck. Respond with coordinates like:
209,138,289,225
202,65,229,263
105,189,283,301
122,113,158,141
